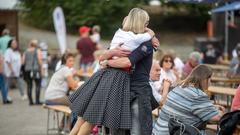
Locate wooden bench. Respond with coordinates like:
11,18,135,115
43,104,71,135
207,86,236,108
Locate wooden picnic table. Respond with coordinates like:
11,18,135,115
207,86,236,107
207,64,229,71
206,64,230,78
211,77,240,84
208,86,236,96
43,105,71,115
43,105,71,135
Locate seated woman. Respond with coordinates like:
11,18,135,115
44,52,80,106
154,54,179,105
231,85,240,111
152,64,225,135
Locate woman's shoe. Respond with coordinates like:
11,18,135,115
35,101,43,105
3,100,12,104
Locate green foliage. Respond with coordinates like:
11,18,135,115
20,0,145,38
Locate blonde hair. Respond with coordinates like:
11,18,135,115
29,39,38,48
122,8,149,34
92,25,101,33
180,64,212,90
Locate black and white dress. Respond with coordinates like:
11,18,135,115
69,68,131,129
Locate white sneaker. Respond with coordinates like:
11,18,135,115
21,95,28,100
7,96,12,101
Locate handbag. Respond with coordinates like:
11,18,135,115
168,117,202,135
217,110,240,135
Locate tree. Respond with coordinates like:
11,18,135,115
20,0,144,37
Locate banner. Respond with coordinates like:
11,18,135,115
53,6,66,54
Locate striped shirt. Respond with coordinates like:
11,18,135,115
152,86,218,135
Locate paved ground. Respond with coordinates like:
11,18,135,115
0,88,48,135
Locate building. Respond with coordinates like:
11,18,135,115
0,0,21,41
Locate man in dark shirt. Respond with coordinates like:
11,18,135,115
202,44,222,64
76,26,97,71
102,41,155,135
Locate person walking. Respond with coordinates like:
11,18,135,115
76,26,98,72
0,28,12,54
0,51,12,104
4,39,27,100
22,39,42,105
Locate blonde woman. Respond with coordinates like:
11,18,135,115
69,8,156,135
22,40,42,105
152,65,225,135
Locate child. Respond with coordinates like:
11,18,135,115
90,25,101,44
69,8,156,135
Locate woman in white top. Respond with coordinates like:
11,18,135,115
154,54,179,105
44,52,79,106
110,13,154,52
4,39,26,100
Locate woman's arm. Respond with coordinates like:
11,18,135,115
210,106,225,121
66,75,79,90
160,79,171,105
6,62,14,76
37,49,42,66
5,51,14,75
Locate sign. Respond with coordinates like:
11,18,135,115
53,6,66,54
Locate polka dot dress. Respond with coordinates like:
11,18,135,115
69,68,131,129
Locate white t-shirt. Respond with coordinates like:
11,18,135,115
110,29,151,51
44,66,73,100
150,81,162,103
174,57,184,74
4,48,21,77
153,69,177,94
91,33,101,43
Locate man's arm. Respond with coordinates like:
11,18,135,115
106,41,153,68
99,45,131,61
107,57,132,68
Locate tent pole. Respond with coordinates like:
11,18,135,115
224,9,229,60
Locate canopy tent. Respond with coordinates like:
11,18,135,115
210,2,240,56
211,1,240,13
167,0,240,57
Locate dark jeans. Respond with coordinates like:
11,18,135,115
25,71,41,104
0,74,8,102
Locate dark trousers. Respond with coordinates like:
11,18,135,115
25,71,41,104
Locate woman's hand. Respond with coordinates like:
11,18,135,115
145,28,155,37
99,60,108,69
214,105,225,112
151,36,160,49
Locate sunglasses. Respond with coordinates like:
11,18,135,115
164,59,173,63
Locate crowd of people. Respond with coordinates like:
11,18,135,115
0,7,240,135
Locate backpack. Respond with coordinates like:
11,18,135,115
168,117,202,135
217,110,240,135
